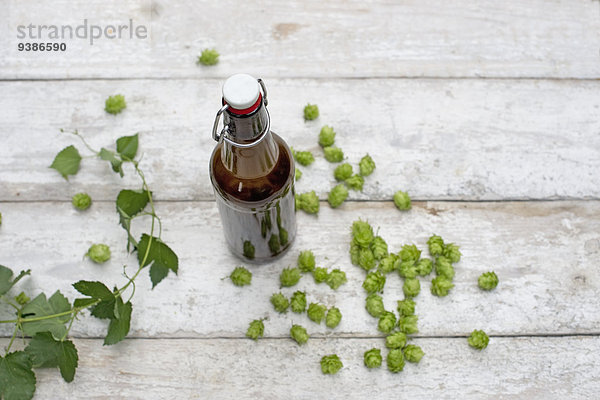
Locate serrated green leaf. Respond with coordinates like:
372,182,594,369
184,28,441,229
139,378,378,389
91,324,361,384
116,190,149,224
0,265,31,297
21,291,71,340
50,145,81,180
104,299,132,345
73,298,97,308
137,234,179,288
90,298,117,320
116,133,138,160
0,351,36,400
99,148,123,177
25,332,78,382
72,281,113,301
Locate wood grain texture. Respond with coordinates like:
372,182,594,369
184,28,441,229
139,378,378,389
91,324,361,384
1,78,599,202
3,0,600,79
3,336,599,399
0,200,598,338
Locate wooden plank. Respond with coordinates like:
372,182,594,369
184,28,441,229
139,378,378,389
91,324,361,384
3,336,599,399
3,0,599,79
0,200,598,338
1,78,599,202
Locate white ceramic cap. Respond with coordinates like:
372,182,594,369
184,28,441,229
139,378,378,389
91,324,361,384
222,73,260,109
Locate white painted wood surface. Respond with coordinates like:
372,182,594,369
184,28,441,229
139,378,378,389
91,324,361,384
0,201,598,338
3,337,600,399
1,78,599,202
2,0,600,79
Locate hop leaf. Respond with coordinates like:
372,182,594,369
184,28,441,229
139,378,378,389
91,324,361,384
393,190,411,210
435,256,455,280
404,344,425,363
334,163,353,181
0,351,36,400
246,319,265,340
386,349,405,373
358,154,376,176
290,324,309,345
385,331,407,349
297,250,316,273
427,234,444,257
21,291,71,340
72,193,92,211
243,240,255,260
295,191,319,214
293,149,315,166
415,258,433,276
362,271,386,294
403,278,421,298
363,348,382,368
104,297,133,345
377,311,397,333
303,104,319,121
397,299,415,317
137,234,179,288
365,294,385,318
326,269,347,290
318,125,336,147
345,174,364,191
398,315,419,334
105,94,127,114
431,276,455,297
270,293,289,313
323,146,344,163
0,265,31,297
326,307,342,329
312,267,329,284
468,329,490,350
50,145,81,180
307,302,327,324
327,184,348,208
197,48,219,65
280,267,301,287
290,291,307,313
320,354,343,375
229,266,252,287
25,332,78,382
478,271,499,291
370,236,388,261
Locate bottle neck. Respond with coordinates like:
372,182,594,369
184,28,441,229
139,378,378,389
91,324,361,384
220,103,279,179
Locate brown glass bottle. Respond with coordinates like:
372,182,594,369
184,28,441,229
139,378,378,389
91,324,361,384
209,75,296,262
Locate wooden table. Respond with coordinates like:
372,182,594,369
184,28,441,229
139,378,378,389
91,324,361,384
1,1,599,398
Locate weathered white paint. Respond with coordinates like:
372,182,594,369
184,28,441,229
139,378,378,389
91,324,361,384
0,201,598,338
3,0,599,79
3,336,599,399
1,78,599,202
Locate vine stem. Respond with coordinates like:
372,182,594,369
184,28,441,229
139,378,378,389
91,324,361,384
4,324,19,356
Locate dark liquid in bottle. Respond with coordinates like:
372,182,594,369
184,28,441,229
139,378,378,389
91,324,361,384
210,133,296,262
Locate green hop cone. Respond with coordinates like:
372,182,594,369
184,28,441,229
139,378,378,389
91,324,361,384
323,146,344,163
307,303,327,324
443,242,462,263
319,125,336,147
197,48,219,65
431,276,454,297
385,331,407,349
295,191,320,214
268,234,281,254
334,163,353,181
15,292,30,306
290,324,309,345
72,192,92,211
398,315,419,334
243,240,255,259
312,267,329,283
304,103,319,121
351,220,374,248
298,250,316,273
478,271,499,291
326,269,347,290
320,354,343,375
293,149,315,166
358,248,376,271
349,241,360,265
378,311,397,333
246,319,265,340
378,254,398,274
365,294,385,318
363,271,386,294
403,278,421,298
86,243,111,264
397,299,415,317
363,348,382,368
427,234,444,257
345,174,364,191
399,244,421,263
295,167,302,181
326,307,342,329
229,266,252,287
435,256,455,280
468,329,489,350
290,291,307,313
386,349,405,373
393,190,411,210
270,292,289,313
398,260,418,279
279,228,288,246
416,258,433,276
358,154,376,176
404,344,424,363
105,94,126,115
370,236,388,261
328,184,349,208
280,267,301,287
